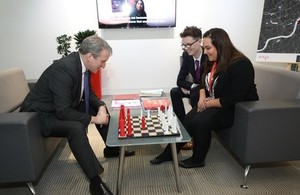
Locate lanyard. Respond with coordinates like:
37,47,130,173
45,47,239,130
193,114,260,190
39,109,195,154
209,62,217,92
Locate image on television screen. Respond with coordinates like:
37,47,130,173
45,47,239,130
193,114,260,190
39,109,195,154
96,0,176,29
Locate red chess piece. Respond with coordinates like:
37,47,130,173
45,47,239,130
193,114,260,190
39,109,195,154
120,105,125,120
119,118,125,137
119,104,125,129
126,108,133,137
141,116,146,130
160,104,165,112
127,118,133,137
127,108,131,118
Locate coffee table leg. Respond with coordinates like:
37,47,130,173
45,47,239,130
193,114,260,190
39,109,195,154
170,143,181,192
117,146,125,195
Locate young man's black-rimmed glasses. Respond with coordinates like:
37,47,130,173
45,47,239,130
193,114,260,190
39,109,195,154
181,39,199,50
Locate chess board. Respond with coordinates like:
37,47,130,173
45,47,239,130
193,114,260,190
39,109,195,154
118,115,180,139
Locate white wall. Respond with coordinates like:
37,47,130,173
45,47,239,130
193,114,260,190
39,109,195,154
0,0,265,95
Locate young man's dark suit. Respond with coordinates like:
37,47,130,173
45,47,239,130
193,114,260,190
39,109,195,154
20,52,108,179
170,50,206,122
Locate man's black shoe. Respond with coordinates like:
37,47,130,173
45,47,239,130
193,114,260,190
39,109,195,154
150,156,172,164
104,150,135,158
150,152,173,164
178,157,205,168
90,181,113,195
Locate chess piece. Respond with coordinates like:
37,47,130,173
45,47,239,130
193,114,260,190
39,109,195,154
171,114,177,133
157,106,161,117
120,105,125,118
140,108,143,118
119,118,125,137
141,116,146,130
127,108,131,118
119,104,125,128
160,104,165,112
160,112,164,122
127,108,133,136
127,121,132,137
162,117,168,132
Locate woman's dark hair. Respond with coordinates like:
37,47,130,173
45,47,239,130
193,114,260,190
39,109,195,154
203,28,246,76
129,0,147,27
133,0,145,13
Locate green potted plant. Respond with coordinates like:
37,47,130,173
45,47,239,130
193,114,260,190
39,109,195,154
74,30,97,50
56,34,72,57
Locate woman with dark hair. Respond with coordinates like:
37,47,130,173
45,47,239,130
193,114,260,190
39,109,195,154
150,28,259,168
128,0,147,28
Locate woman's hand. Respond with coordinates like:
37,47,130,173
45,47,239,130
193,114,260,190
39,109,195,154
197,98,206,112
197,89,207,112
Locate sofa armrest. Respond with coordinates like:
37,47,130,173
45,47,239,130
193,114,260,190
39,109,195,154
229,99,300,164
0,112,47,183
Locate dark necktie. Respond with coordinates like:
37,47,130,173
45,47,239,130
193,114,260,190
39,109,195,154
195,60,200,82
84,71,89,113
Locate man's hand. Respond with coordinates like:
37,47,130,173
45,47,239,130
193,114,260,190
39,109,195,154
91,114,109,125
90,105,109,125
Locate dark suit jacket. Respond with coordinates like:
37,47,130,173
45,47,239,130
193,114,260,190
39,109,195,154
20,52,105,135
177,50,206,90
203,58,259,127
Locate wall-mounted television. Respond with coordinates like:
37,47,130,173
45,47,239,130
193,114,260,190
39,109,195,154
96,0,176,29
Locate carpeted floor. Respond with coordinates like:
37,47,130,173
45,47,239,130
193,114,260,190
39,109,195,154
1,95,300,195
1,126,300,195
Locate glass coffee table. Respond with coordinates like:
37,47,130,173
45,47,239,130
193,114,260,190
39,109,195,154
106,109,191,195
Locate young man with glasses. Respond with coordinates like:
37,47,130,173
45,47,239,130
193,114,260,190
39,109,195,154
172,26,206,150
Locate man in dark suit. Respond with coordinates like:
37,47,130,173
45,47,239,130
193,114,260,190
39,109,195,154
168,26,206,151
20,35,134,195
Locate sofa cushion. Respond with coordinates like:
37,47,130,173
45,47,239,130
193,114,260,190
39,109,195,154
254,64,300,100
0,68,30,113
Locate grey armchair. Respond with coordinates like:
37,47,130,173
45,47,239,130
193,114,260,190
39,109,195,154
0,68,61,194
216,64,300,188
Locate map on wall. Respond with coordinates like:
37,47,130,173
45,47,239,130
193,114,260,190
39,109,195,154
256,0,300,63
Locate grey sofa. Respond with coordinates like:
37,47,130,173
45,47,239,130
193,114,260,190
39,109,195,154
0,68,62,194
216,64,300,188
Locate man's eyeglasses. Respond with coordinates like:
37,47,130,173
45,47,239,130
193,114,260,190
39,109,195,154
181,39,199,50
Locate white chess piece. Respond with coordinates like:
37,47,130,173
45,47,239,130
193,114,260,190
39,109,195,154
162,116,168,132
168,112,173,126
171,114,177,133
157,106,161,117
140,108,143,118
160,111,164,122
169,106,173,118
164,105,167,116
167,106,173,126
